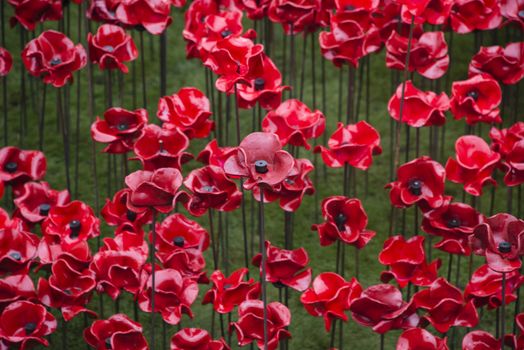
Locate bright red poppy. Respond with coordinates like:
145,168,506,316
490,122,524,187
13,181,70,224
83,313,148,350
37,235,92,273
197,139,237,168
0,274,35,311
0,147,46,190
450,0,502,34
0,48,12,77
501,0,524,28
267,0,325,34
87,0,122,23
0,219,39,275
396,327,449,350
171,328,229,350
469,42,524,85
462,330,502,350
115,0,172,35
101,189,152,230
7,0,62,31
88,24,138,73
399,0,453,25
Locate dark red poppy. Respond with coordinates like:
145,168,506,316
399,0,453,25
0,219,38,275
197,139,237,168
469,42,524,85
42,200,100,244
490,122,524,187
125,168,184,213
0,147,46,190
501,0,524,28
445,135,500,196
388,81,449,127
171,328,229,350
115,0,172,35
450,0,502,34
37,258,96,321
0,300,56,349
7,0,62,31
386,156,446,210
230,300,291,350
301,272,362,331
396,0,431,16
379,235,441,288
88,24,138,73
262,99,325,150
157,87,214,139
91,107,148,154
83,313,148,350
312,196,375,248
315,121,382,170
0,48,12,77
268,0,327,34
156,213,210,252
101,229,149,259
0,274,35,311
414,278,479,333
160,247,208,283
350,283,419,334
450,74,502,125
396,328,449,350
462,330,501,350
101,189,151,229
182,165,242,216
133,124,192,170
21,30,86,88
138,268,199,325
202,268,260,314
37,235,92,272
372,1,423,44
13,181,70,224
470,213,524,273
234,0,271,20
422,201,485,255
87,0,122,23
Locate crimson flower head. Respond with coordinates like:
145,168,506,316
230,300,291,350
469,42,524,85
115,0,172,35
0,274,35,310
396,0,431,16
0,48,12,77
350,284,420,334
171,328,229,350
315,121,382,170
182,165,242,216
138,268,199,325
22,30,86,88
414,278,479,333
0,300,56,349
422,201,485,255
386,156,446,210
501,0,524,28
379,235,441,288
388,81,449,127
202,268,260,314
88,24,138,73
450,0,502,34
157,87,214,139
462,330,501,350
83,313,148,350
262,99,325,150
399,0,453,25
224,132,295,190
470,213,524,273
312,196,375,248
268,0,327,34
396,328,449,350
301,272,362,331
197,139,237,168
450,74,502,125
13,181,70,224
0,219,38,275
101,189,151,230
87,0,122,23
7,0,62,31
490,122,524,187
125,168,184,213
91,107,148,154
445,135,500,196
0,146,46,190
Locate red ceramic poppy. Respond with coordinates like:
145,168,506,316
462,330,502,350
234,0,271,20
422,201,485,255
138,268,199,325
42,200,100,244
386,156,446,210
413,278,479,333
268,0,327,34
91,107,148,154
350,283,419,333
334,0,378,10
315,121,382,170
0,48,12,77
37,258,96,321
399,0,453,25
7,0,62,31
450,0,502,34
13,181,70,224
88,24,138,73
197,139,237,168
450,74,502,125
470,213,524,273
0,219,38,275
372,1,423,44
87,0,122,23
83,313,148,350
501,0,524,28
388,81,449,127
301,272,362,331
0,300,56,349
490,122,524,187
101,229,149,259
37,235,92,273
312,196,375,248
171,328,229,350
379,235,441,288
182,165,242,216
115,0,172,35
386,31,449,80
445,135,500,196
396,328,449,350
465,263,524,309
157,87,214,139
125,168,184,213
156,213,210,252
0,147,46,190
396,0,431,16
252,241,312,292
0,274,35,311
262,99,325,150
230,300,291,350
202,268,260,314
21,30,86,88
132,124,192,170
469,42,524,85
160,247,208,283
101,189,152,230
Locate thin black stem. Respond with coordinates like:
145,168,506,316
160,31,167,97
501,272,506,349
39,84,47,150
258,188,268,350
57,89,71,193
150,210,157,350
140,31,147,109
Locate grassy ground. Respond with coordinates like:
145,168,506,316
2,4,523,349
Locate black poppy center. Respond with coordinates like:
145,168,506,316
221,29,232,38
10,251,21,261
285,178,295,185
467,90,479,101
173,236,185,247
24,322,37,335
408,179,423,196
69,220,82,238
447,217,461,228
255,160,269,174
39,203,51,216
519,10,524,18
117,123,128,131
202,185,214,192
344,5,355,10
105,337,112,349
50,57,62,66
223,283,232,290
126,210,137,222
335,213,347,231
498,241,512,253
254,77,265,91
103,45,115,52
4,161,17,173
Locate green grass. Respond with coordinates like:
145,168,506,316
1,4,522,349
